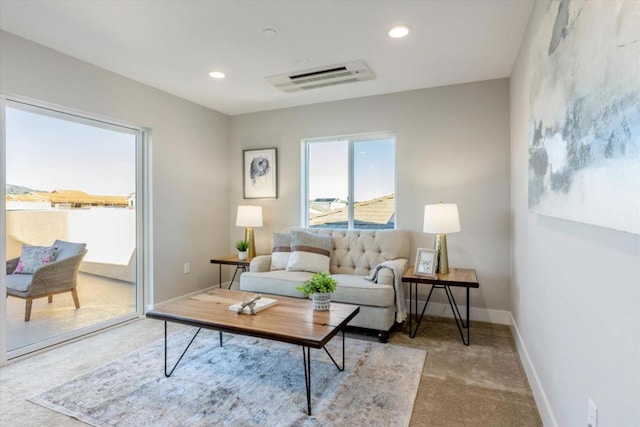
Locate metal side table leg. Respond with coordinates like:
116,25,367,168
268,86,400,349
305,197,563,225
444,286,470,346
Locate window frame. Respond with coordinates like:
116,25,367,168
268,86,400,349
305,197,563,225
302,131,397,229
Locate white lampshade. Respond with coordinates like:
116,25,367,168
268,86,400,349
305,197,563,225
423,203,461,234
236,205,263,227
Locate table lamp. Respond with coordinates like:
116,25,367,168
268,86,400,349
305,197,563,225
236,205,263,259
423,203,461,274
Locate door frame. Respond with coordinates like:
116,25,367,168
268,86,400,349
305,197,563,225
0,93,152,363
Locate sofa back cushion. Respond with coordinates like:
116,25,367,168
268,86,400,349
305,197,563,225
295,229,410,276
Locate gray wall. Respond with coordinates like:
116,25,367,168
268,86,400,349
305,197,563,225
230,79,511,317
0,31,230,303
510,3,640,425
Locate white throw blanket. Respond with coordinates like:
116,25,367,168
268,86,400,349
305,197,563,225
365,261,407,322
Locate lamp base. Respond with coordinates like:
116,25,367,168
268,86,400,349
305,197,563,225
245,227,256,259
434,233,449,274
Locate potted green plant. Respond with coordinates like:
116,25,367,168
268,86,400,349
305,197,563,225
296,271,338,311
235,239,249,260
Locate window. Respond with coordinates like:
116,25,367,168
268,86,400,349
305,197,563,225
303,133,396,229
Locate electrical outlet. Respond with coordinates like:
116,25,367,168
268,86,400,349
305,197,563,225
587,398,598,427
184,263,191,274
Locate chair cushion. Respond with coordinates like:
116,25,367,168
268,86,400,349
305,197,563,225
13,245,58,274
53,240,87,261
270,232,292,271
285,231,332,273
6,273,34,292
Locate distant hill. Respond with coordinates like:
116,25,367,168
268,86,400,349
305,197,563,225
6,184,45,195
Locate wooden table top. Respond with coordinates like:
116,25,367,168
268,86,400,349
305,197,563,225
402,267,479,288
209,255,257,266
147,289,360,348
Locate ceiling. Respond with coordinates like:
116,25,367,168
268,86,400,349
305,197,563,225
0,0,534,116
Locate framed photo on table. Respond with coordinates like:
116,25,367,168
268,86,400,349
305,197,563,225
243,148,277,199
414,248,438,277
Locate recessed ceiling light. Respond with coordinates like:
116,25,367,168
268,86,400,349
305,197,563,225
209,70,226,79
388,25,410,38
263,28,277,37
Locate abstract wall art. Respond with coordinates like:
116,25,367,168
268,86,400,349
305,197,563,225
528,0,640,234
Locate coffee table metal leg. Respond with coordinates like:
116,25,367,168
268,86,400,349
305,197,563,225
302,346,312,415
322,329,345,371
164,322,201,377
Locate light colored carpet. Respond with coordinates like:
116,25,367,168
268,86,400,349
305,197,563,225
30,328,426,426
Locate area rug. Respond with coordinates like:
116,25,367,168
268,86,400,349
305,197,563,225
30,328,426,426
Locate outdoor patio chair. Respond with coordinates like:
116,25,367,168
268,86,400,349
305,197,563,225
6,240,88,321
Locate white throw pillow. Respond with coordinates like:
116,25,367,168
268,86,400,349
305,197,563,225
285,230,332,273
270,232,292,271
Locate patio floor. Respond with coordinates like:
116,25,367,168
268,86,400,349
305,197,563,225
5,272,136,351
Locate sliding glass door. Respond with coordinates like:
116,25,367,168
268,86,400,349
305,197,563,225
1,97,146,360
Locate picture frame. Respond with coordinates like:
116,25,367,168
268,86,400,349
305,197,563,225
243,148,277,199
414,248,438,277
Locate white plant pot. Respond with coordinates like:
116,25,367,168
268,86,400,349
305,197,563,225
312,292,331,311
238,251,248,260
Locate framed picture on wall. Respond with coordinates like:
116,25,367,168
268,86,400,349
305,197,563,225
243,148,277,199
414,248,438,277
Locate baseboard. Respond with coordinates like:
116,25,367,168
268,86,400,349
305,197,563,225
510,313,557,427
148,282,240,310
405,299,512,325
148,284,220,310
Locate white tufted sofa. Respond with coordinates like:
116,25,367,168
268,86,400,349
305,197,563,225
240,228,411,341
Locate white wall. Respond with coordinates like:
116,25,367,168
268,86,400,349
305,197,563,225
510,3,640,426
0,31,231,303
230,79,511,318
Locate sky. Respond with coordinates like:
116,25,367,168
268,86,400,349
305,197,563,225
5,107,136,195
308,138,395,201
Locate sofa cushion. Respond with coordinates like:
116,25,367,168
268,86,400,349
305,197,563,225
241,271,394,309
270,232,292,271
6,273,34,292
330,274,394,308
285,230,332,273
13,245,58,274
241,271,312,298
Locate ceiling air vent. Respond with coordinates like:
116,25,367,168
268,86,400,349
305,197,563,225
266,60,375,93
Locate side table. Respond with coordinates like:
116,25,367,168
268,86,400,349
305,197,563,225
210,255,254,289
402,267,479,346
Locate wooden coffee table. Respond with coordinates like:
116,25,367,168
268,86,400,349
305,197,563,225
146,288,359,415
